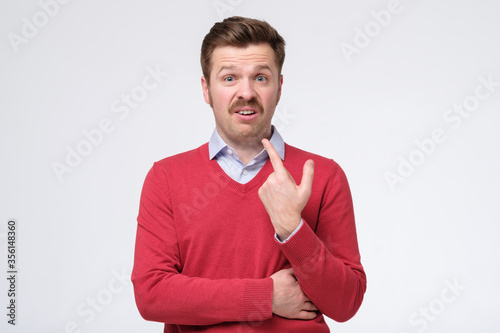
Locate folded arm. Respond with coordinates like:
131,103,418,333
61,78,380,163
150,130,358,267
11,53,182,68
132,165,274,325
259,139,367,322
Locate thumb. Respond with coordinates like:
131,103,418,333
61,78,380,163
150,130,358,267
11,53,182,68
299,159,314,194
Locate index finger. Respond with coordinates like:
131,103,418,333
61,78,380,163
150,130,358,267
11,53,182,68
262,138,285,173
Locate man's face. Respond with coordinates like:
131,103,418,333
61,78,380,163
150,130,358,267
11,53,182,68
201,43,283,147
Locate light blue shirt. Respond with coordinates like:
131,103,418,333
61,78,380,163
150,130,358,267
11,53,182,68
208,126,302,242
208,126,285,184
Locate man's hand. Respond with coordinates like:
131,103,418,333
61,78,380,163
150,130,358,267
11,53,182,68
258,139,314,240
270,268,318,320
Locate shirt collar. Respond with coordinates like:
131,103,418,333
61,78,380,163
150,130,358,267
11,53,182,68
209,125,285,161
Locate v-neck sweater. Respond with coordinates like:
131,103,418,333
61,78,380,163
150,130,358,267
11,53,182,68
132,143,366,332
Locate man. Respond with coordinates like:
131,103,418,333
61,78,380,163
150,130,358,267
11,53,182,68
132,16,366,332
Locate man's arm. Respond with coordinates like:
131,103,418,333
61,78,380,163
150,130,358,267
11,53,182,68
132,164,273,325
259,139,367,322
132,164,317,325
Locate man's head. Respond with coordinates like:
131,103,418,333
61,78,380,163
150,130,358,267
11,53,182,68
201,16,286,85
201,16,286,149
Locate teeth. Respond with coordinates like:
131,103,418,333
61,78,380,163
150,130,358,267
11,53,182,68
238,110,255,115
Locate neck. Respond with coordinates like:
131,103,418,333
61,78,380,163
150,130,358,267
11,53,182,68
219,128,273,166
232,142,264,165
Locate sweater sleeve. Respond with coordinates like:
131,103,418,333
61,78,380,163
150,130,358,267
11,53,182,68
277,161,366,322
131,164,273,325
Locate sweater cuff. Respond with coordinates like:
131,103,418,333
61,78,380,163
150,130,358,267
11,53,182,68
277,219,323,267
274,219,304,243
241,278,273,323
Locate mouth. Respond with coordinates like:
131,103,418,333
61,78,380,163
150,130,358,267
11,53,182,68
234,106,259,116
236,109,256,115
233,107,259,121
230,99,263,121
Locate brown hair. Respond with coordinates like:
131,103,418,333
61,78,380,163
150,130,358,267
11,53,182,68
201,16,286,84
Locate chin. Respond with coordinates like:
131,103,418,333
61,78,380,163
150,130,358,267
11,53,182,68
230,131,261,144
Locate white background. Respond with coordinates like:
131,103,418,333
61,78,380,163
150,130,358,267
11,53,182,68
1,0,499,332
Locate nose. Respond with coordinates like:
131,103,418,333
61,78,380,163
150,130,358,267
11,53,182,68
236,78,257,101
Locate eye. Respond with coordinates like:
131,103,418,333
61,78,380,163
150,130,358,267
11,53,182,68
224,76,235,82
256,75,267,82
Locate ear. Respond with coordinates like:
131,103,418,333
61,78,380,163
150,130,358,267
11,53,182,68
201,76,211,105
276,74,283,104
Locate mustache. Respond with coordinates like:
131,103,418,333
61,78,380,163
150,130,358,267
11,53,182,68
229,99,263,113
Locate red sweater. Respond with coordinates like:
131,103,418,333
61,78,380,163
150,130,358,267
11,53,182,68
132,143,366,332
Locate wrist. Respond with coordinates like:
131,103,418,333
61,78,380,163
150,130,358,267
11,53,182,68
274,216,302,241
276,229,292,241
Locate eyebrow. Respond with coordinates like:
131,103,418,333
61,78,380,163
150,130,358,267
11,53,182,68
217,64,273,75
217,65,237,74
254,65,272,71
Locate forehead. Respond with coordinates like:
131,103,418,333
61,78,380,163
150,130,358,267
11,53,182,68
211,44,277,72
